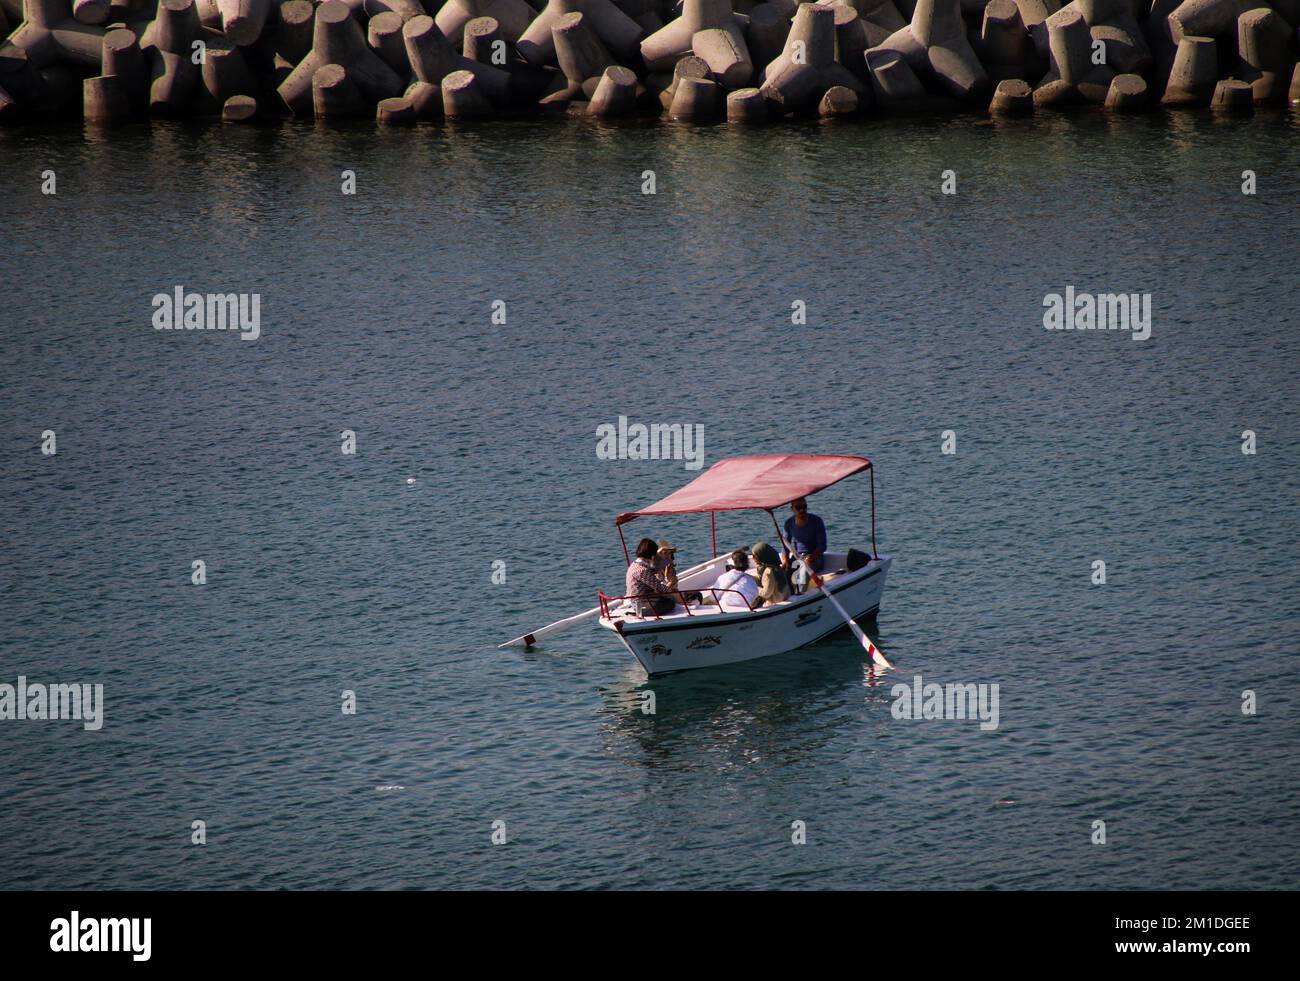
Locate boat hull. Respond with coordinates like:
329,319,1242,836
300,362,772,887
602,556,892,676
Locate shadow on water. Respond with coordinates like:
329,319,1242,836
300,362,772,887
591,621,895,776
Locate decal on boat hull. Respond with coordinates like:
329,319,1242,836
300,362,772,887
795,608,823,628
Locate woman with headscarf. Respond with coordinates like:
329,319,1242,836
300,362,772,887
750,542,790,608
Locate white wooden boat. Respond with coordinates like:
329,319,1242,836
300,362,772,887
598,454,893,676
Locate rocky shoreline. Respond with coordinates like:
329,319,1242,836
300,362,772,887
1,0,1297,125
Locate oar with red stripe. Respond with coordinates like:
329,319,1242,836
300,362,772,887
783,540,892,670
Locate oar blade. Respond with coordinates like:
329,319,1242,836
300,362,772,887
864,637,892,669
497,633,539,650
498,606,602,649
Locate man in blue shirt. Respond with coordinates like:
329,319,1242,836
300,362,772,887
782,497,827,577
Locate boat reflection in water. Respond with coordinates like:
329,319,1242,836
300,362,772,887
594,623,895,777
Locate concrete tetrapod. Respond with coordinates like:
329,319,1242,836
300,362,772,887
818,82,858,114
0,50,43,121
214,0,272,46
0,0,104,71
1103,71,1147,110
866,0,989,103
1012,0,1059,61
102,26,147,104
865,46,932,109
368,10,411,76
72,0,108,26
195,35,258,113
588,63,639,115
977,0,1030,82
279,0,405,114
276,0,316,66
760,2,866,114
364,0,427,20
1161,33,1217,106
442,66,494,116
744,3,788,71
856,0,908,48
543,10,614,102
641,0,751,85
147,0,203,117
1071,0,1151,76
726,84,769,120
83,72,131,122
1144,0,1182,91
1211,76,1254,113
462,16,503,66
312,62,367,116
828,1,873,85
1032,5,1113,106
1167,0,1254,43
1237,7,1293,103
517,0,643,68
222,92,258,120
403,13,510,109
668,73,722,118
654,52,709,107
434,0,533,46
693,23,753,88
376,94,418,121
988,76,1033,112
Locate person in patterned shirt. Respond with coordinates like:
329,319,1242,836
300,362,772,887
626,538,674,616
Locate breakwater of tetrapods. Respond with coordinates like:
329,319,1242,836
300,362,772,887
1,0,1298,125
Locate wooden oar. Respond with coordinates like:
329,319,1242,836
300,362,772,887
498,607,601,649
781,537,891,669
498,552,726,650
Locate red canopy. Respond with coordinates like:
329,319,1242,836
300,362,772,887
615,454,871,525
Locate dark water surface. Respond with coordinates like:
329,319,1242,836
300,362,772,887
1,112,1298,889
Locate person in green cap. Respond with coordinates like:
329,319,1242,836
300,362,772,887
750,542,790,608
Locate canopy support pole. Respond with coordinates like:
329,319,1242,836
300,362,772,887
618,523,630,566
870,465,878,559
710,512,717,558
767,508,784,554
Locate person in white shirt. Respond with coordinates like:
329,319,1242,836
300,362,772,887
708,550,759,610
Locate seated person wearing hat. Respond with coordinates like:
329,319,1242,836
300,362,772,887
655,539,702,605
626,537,675,616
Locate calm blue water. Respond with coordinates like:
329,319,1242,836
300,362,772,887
2,112,1298,889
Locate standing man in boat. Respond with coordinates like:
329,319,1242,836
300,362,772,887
782,497,827,586
627,538,676,616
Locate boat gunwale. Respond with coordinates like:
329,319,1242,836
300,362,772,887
602,560,887,635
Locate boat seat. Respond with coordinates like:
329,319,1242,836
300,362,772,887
792,567,845,594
